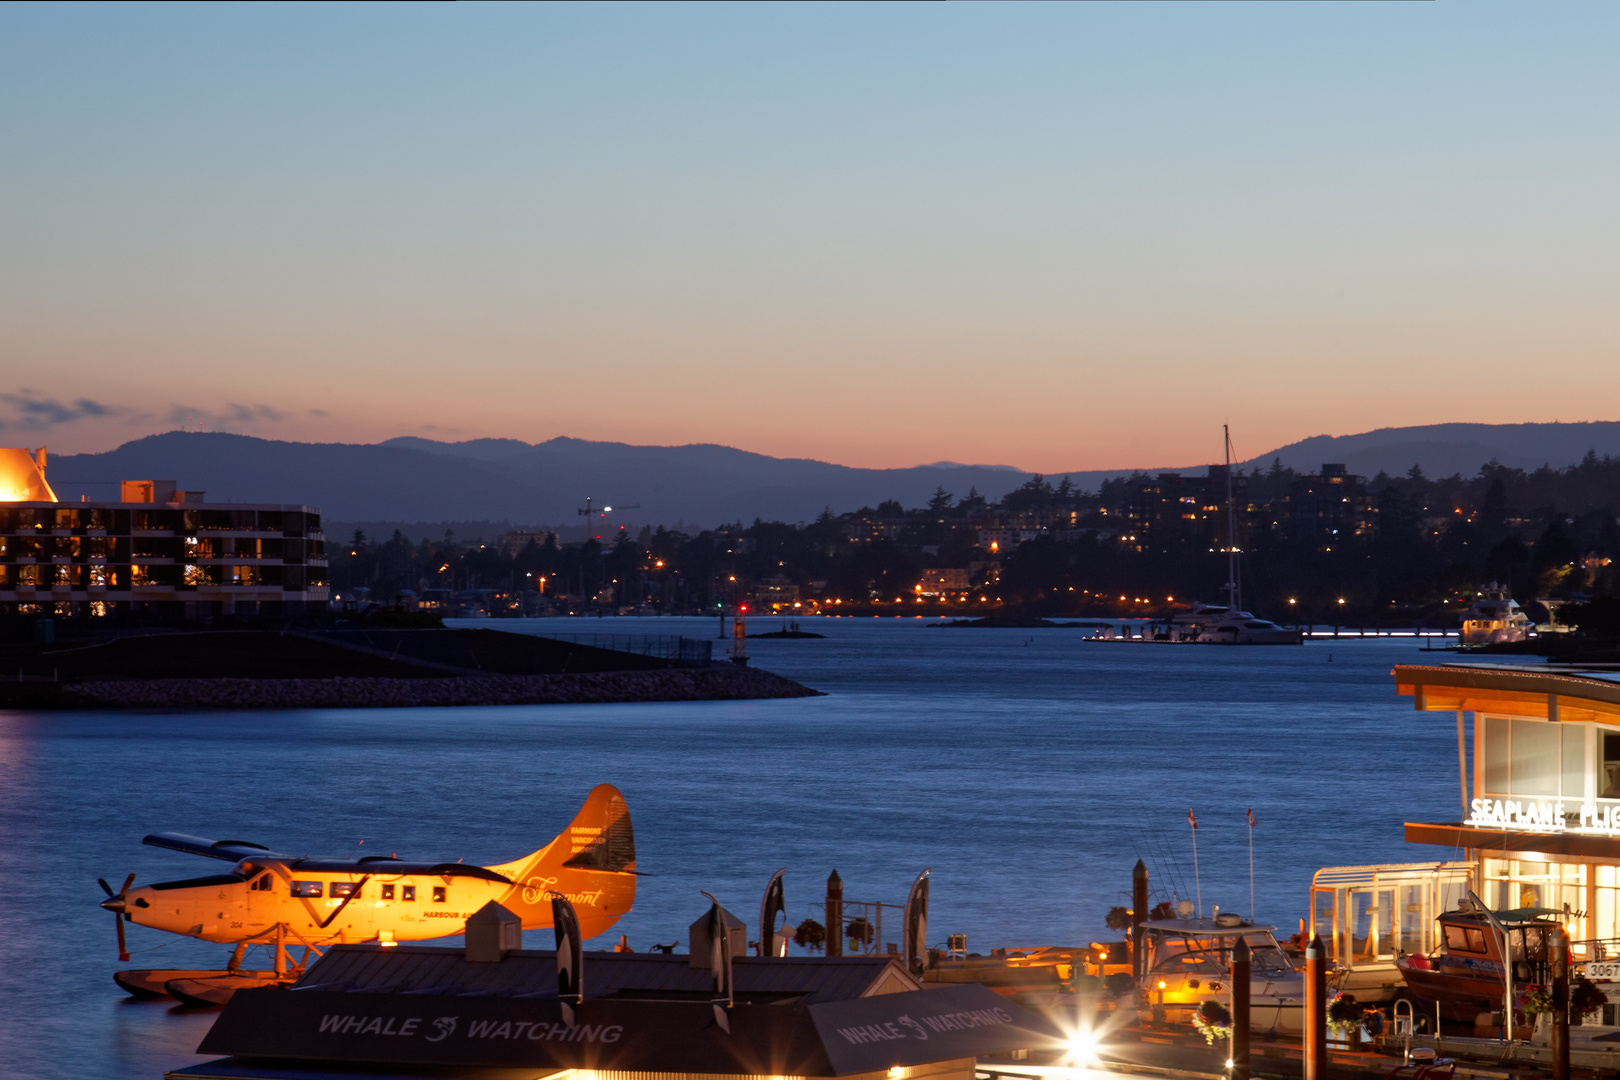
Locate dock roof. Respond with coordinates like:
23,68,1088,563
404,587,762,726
294,944,920,1004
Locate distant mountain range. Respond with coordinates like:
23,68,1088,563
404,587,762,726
45,433,1025,532
43,421,1620,533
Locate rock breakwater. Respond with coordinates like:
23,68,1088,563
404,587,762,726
60,666,822,709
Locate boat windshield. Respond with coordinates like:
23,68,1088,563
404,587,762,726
1510,925,1547,962
1150,933,1294,975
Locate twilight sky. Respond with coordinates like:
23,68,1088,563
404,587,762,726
2,2,1617,471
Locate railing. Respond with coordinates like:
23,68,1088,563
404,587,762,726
1569,937,1620,962
528,633,713,667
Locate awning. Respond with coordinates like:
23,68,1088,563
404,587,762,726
1406,820,1620,859
1393,664,1620,722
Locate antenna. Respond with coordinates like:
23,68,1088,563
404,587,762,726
1187,808,1201,918
1247,807,1256,923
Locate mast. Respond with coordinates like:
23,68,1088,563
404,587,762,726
1224,425,1241,611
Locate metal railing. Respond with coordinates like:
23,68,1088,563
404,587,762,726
1569,937,1620,962
528,633,713,667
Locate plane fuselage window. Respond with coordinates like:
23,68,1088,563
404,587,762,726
432,886,447,903
402,885,416,902
330,882,359,899
381,884,395,900
291,881,323,898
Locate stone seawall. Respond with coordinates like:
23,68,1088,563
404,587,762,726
59,665,822,709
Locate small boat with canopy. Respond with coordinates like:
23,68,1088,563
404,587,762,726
1137,906,1305,1034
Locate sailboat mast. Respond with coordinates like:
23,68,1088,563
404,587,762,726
1224,425,1240,611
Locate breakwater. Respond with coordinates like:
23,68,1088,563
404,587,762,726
57,665,821,709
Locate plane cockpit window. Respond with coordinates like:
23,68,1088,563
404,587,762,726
432,886,447,903
291,881,323,898
402,885,416,902
255,874,273,891
330,882,359,899
381,884,395,900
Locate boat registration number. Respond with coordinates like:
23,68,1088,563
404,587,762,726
1584,962,1620,980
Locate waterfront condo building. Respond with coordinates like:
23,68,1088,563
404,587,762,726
0,447,328,620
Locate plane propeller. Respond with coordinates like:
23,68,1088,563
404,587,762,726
99,874,136,962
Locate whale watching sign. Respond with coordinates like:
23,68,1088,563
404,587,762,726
190,982,1044,1075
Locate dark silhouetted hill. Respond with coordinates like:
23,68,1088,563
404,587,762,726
45,422,1620,528
48,432,1025,528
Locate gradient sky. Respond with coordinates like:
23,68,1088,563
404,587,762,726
3,2,1617,471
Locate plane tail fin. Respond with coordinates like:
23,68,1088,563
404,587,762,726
487,784,636,938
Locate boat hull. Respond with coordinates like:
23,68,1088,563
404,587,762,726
1146,995,1304,1035
1396,962,1507,1023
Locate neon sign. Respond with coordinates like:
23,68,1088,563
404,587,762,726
1468,797,1620,835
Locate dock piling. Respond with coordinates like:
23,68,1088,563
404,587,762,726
825,870,843,958
1132,860,1148,979
1552,926,1569,1080
1304,935,1326,1080
1231,936,1250,1080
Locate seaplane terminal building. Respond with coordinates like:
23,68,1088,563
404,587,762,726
1399,662,1620,951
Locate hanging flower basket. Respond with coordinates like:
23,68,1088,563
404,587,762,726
1191,1001,1233,1045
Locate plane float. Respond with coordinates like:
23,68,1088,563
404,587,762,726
97,784,636,1005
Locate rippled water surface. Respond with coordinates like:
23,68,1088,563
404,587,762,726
0,619,1465,1078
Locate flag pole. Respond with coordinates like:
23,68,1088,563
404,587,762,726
1188,808,1201,918
1247,807,1256,923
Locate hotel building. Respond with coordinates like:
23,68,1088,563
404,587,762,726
0,447,328,619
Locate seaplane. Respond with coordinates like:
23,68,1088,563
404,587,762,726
97,783,636,1006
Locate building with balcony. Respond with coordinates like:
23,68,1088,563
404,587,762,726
0,447,328,620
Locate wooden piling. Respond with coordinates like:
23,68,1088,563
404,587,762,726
1552,926,1569,1080
1132,859,1148,979
825,869,844,958
1304,935,1326,1080
1231,936,1251,1080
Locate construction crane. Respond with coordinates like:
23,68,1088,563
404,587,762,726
577,497,641,523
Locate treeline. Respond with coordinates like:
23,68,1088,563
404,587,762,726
328,452,1620,622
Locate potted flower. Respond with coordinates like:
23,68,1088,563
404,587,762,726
1191,1000,1233,1045
1515,984,1551,1041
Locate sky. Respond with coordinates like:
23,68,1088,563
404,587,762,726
2,2,1617,471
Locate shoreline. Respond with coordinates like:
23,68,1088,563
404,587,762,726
37,665,822,710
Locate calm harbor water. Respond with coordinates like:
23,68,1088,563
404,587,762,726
0,619,1467,1079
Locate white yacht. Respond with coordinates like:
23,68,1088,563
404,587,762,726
1138,909,1305,1035
1459,587,1531,645
1169,603,1302,645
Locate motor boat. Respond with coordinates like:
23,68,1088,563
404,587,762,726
1394,901,1560,1024
1155,603,1302,645
1139,909,1305,1034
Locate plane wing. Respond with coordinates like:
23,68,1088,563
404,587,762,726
143,832,285,861
141,835,511,881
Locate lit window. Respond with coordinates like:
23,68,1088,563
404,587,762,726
402,885,416,902
432,886,447,903
291,881,323,898
381,884,395,900
330,882,360,899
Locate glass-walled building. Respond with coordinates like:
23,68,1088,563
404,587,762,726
1397,663,1620,955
